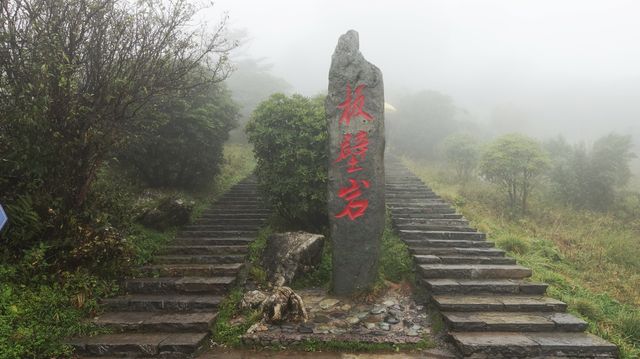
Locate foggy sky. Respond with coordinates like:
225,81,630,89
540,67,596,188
204,0,640,142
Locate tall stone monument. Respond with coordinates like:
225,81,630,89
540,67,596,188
326,30,385,295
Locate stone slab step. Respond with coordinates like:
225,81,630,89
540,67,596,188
396,224,475,232
395,213,464,220
423,279,547,295
407,239,494,248
432,295,567,312
443,311,587,332
200,209,270,216
419,264,531,280
93,311,217,332
192,218,266,225
410,247,505,257
414,255,443,264
172,237,253,246
161,245,248,255
438,256,516,265
395,218,470,226
181,224,262,231
139,263,243,277
400,230,486,240
102,294,222,312
153,255,245,264
390,206,455,213
70,332,208,357
125,276,235,294
198,212,269,218
450,331,617,358
176,230,257,238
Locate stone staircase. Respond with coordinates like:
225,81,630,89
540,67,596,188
71,176,268,358
385,159,618,358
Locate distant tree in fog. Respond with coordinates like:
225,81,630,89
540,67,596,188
442,133,480,182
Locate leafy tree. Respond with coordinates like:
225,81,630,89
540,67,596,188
0,0,235,265
388,90,460,158
245,94,328,229
442,133,480,181
479,134,549,214
546,134,636,210
120,81,239,190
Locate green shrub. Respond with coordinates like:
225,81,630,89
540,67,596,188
121,82,238,190
246,93,328,229
441,133,480,181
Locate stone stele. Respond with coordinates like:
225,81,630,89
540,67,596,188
326,30,385,296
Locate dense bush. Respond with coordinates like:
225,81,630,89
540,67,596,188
120,83,239,190
246,94,328,228
546,134,636,210
441,133,480,181
479,134,549,214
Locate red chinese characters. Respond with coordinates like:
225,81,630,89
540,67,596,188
337,84,373,126
334,83,374,221
335,179,370,220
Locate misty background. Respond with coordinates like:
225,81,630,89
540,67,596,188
205,0,640,170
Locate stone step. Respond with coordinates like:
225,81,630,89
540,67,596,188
192,218,266,225
407,239,495,249
413,255,443,264
419,264,532,279
139,263,243,277
410,247,506,257
443,311,587,332
172,237,253,246
450,332,617,358
438,256,516,265
125,276,235,294
397,224,475,232
153,255,245,264
161,245,248,255
102,294,222,312
390,205,454,212
212,200,263,205
399,230,486,240
93,311,218,332
203,205,269,211
70,332,209,357
201,209,270,215
394,213,464,220
432,295,567,312
385,193,438,198
423,279,548,295
395,218,470,226
176,230,257,238
197,212,270,219
181,224,262,231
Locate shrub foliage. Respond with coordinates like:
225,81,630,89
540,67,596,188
246,94,328,228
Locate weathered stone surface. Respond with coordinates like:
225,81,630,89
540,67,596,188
241,290,268,310
327,30,385,296
261,286,308,323
261,231,325,286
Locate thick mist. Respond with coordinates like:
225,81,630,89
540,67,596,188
205,0,640,155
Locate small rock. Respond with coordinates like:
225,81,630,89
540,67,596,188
370,305,386,315
241,290,268,309
298,324,314,334
385,315,400,324
365,323,376,329
330,328,346,334
364,314,384,323
313,314,331,323
313,325,330,334
379,322,390,331
356,311,369,319
246,322,268,334
346,316,360,325
340,304,352,311
411,324,422,331
405,329,419,337
382,299,396,307
319,298,340,309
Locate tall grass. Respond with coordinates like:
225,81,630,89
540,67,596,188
404,157,640,358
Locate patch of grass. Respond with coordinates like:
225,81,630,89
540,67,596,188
211,288,261,347
379,212,415,284
404,158,640,358
496,234,530,255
